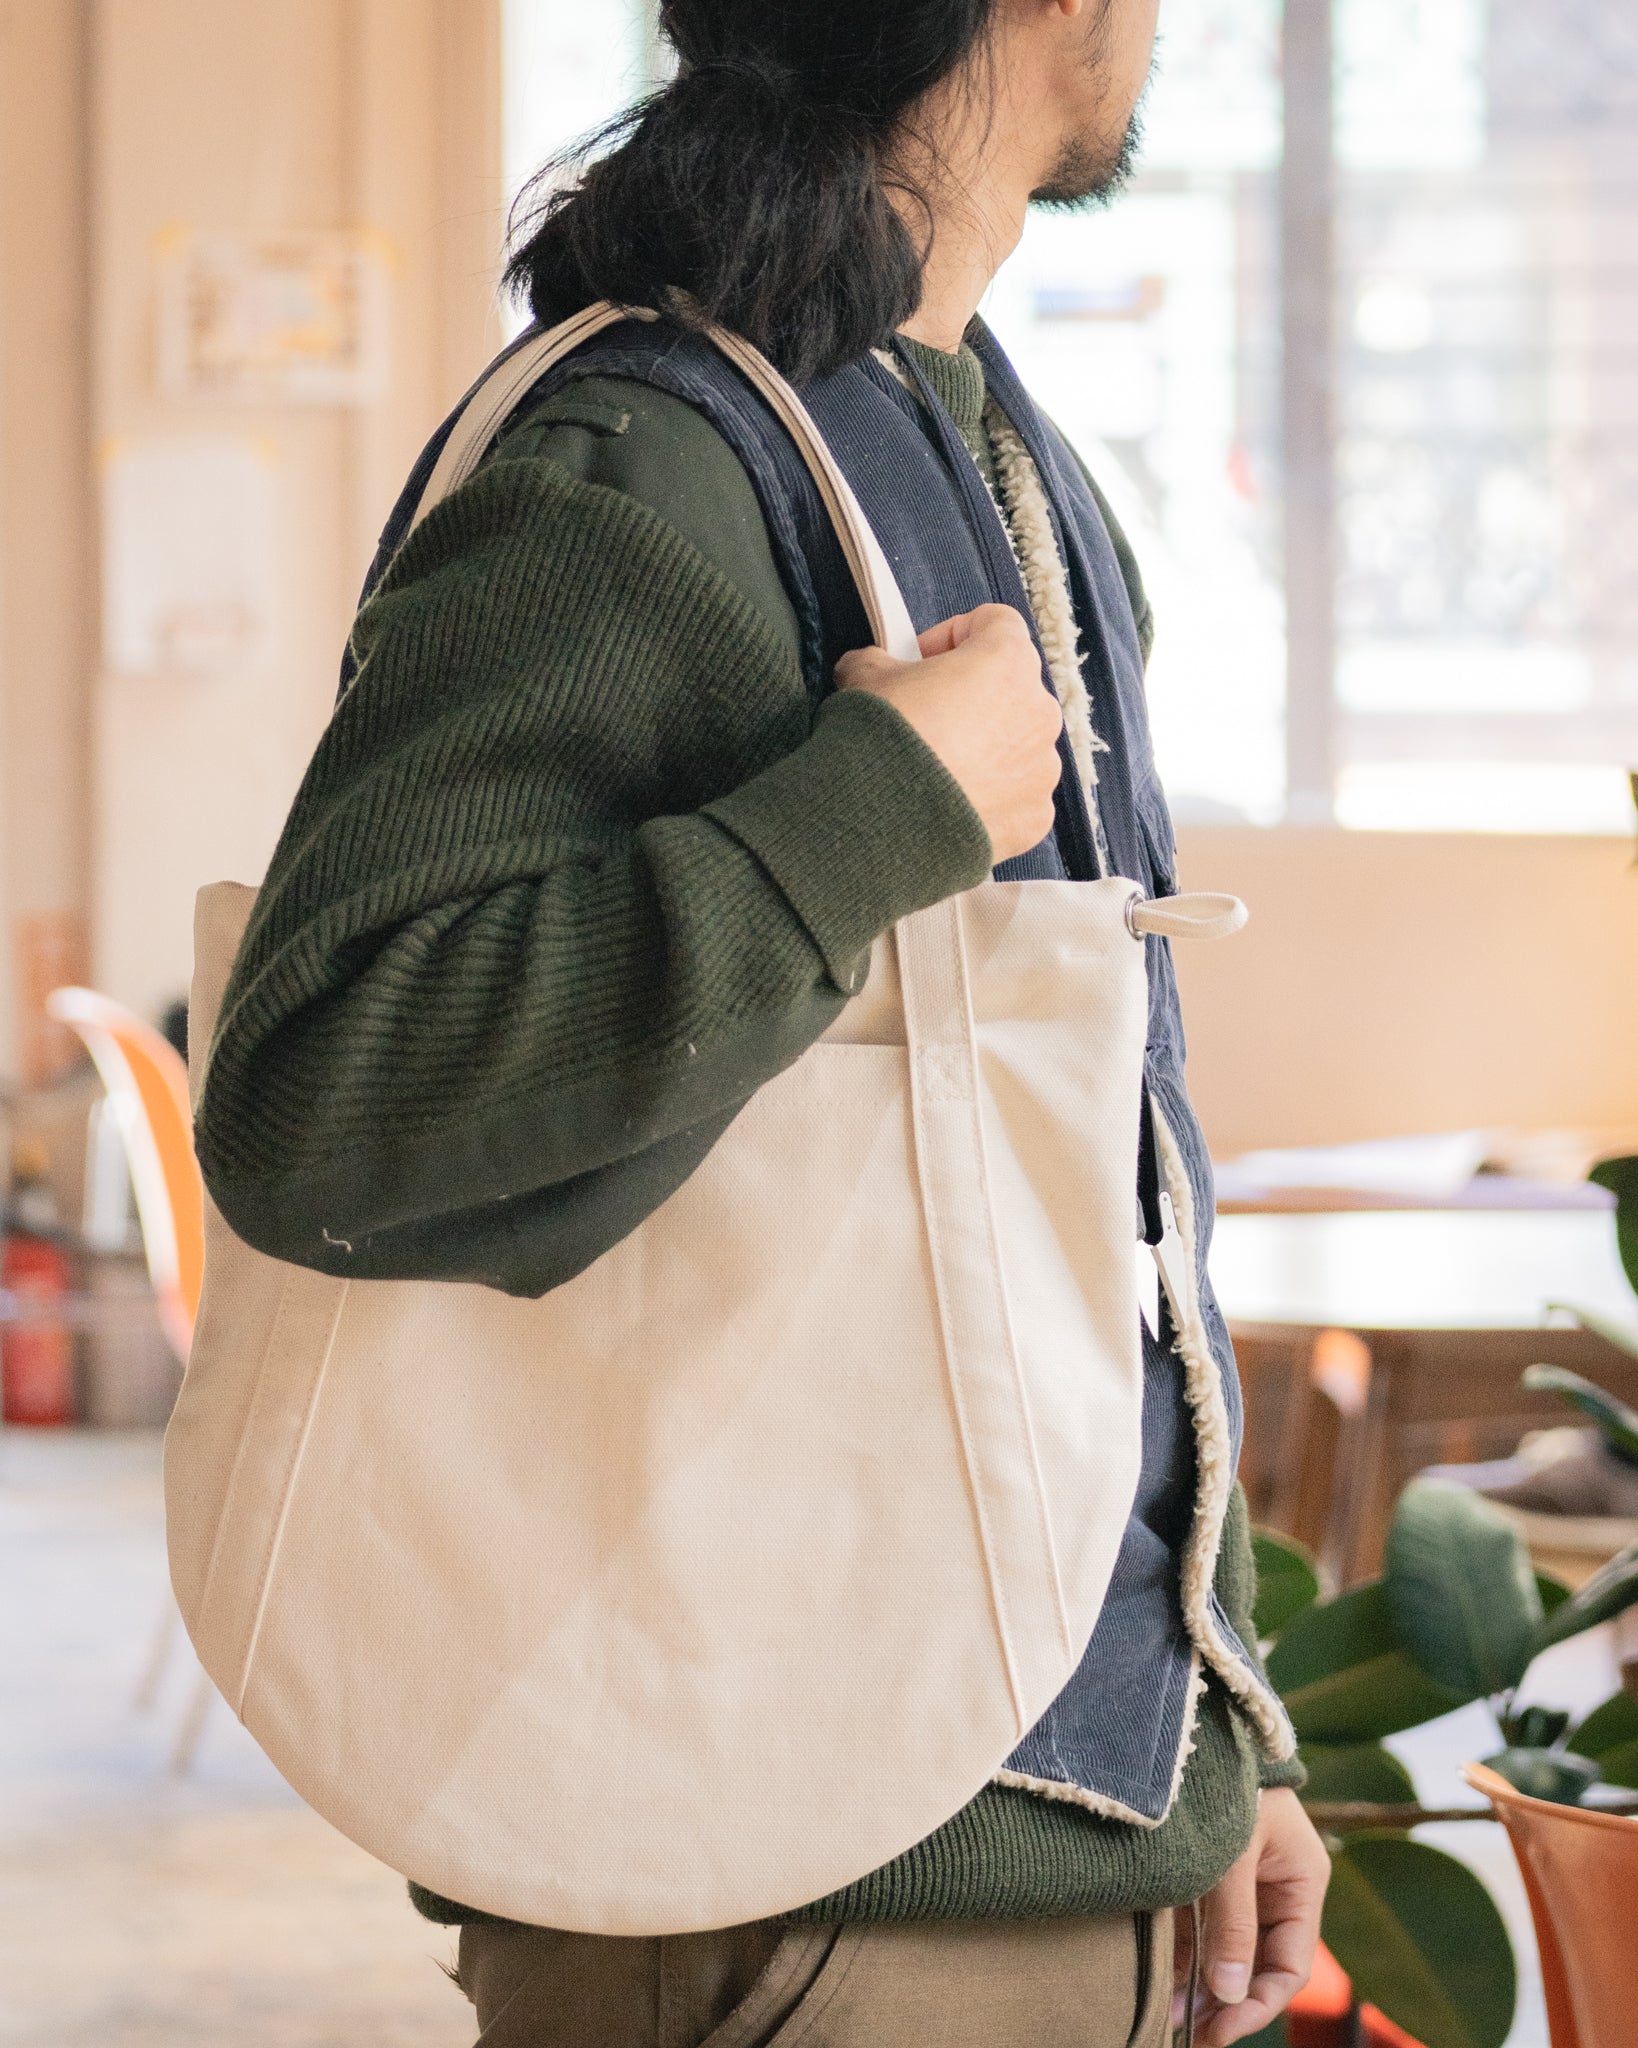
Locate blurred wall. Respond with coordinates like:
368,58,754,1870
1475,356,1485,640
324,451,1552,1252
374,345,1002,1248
1173,826,1638,1157
89,0,503,1036
0,0,95,1084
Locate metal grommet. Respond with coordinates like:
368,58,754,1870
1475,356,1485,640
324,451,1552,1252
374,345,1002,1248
1124,891,1146,940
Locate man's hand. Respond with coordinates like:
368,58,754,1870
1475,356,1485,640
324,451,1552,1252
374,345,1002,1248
1176,1788,1331,2046
836,604,1063,865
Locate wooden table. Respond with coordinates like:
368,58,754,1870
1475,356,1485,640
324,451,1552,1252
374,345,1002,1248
1208,1205,1638,1580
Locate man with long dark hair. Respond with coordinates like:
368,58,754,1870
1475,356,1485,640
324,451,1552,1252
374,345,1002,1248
197,2,1329,2042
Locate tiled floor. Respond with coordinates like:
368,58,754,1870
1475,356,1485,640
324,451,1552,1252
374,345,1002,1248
0,1430,471,2047
2,1427,1618,2047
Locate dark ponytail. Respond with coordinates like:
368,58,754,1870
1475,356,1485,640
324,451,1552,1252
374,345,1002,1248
504,2,998,386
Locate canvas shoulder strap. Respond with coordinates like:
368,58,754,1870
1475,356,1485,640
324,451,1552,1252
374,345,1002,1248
411,303,923,665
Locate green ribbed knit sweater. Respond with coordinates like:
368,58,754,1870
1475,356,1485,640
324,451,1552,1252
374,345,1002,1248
196,333,1293,1930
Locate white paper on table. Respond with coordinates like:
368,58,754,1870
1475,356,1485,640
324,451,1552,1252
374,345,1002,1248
1226,1129,1494,1200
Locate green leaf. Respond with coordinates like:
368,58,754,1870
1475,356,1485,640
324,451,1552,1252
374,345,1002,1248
1299,1741,1419,1806
1323,1835,1517,2048
1521,1363,1638,1462
1499,1704,1572,1750
1267,1582,1470,1741
1482,1746,1601,1805
1595,1740,1638,1790
1589,1155,1638,1300
1386,1482,1543,1697
1573,1689,1638,1762
1531,1539,1638,1653
1252,1528,1321,1640
1536,1571,1572,1617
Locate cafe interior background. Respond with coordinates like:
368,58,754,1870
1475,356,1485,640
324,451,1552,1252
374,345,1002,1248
0,2,1634,2043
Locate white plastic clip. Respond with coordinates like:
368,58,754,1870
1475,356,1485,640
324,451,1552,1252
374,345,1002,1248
1151,1191,1191,1330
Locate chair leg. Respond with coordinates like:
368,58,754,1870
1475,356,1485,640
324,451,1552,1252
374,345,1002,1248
134,1599,182,1712
1339,1338,1396,1585
1267,1335,1324,1539
170,1668,216,1775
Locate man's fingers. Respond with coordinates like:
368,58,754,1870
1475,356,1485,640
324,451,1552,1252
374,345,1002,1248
1192,1790,1330,2047
1202,1875,1324,2043
916,616,965,659
1255,1888,1321,1991
917,603,1030,661
1202,1976,1306,2047
1200,1854,1259,2010
833,646,897,690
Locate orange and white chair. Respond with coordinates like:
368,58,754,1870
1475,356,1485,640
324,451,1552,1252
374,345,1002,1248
47,986,210,1765
45,988,202,1361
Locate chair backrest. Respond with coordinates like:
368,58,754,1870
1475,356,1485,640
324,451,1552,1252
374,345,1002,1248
45,987,202,1364
1464,1761,1638,2048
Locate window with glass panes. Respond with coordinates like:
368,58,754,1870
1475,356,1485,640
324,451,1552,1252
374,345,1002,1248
503,0,1638,835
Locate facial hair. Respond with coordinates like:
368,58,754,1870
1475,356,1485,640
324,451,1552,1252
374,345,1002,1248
1031,90,1149,212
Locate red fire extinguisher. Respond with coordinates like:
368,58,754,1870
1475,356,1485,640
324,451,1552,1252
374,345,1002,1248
2,1141,74,1427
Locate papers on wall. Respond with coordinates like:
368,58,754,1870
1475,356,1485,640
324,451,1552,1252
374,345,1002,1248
102,437,278,678
155,229,391,405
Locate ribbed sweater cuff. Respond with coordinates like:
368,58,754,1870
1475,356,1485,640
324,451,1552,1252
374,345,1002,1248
705,689,993,991
1259,1754,1309,1793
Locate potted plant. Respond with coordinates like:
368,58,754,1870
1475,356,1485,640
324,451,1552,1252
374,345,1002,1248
1247,1480,1638,2048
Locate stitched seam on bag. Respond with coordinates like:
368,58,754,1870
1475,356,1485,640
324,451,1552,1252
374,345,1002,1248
234,1278,354,1718
899,900,1072,1734
191,1258,310,1704
899,913,1024,1727
930,900,1074,1671
909,1038,1026,1728
955,1041,1075,1672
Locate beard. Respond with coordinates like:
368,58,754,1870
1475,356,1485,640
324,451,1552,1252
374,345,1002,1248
1030,94,1149,212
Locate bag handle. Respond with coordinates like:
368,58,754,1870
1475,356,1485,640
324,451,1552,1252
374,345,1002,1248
410,303,923,663
413,313,1252,954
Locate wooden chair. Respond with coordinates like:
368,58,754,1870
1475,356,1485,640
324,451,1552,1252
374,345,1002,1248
47,986,212,1767
1236,1318,1638,1586
1341,1325,1638,1582
1235,1324,1372,1582
1465,1762,1638,2048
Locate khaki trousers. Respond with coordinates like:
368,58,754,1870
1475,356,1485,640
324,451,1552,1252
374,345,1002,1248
457,1910,1174,2048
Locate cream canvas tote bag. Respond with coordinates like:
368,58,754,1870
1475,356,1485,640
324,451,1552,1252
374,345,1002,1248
169,305,1248,1936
